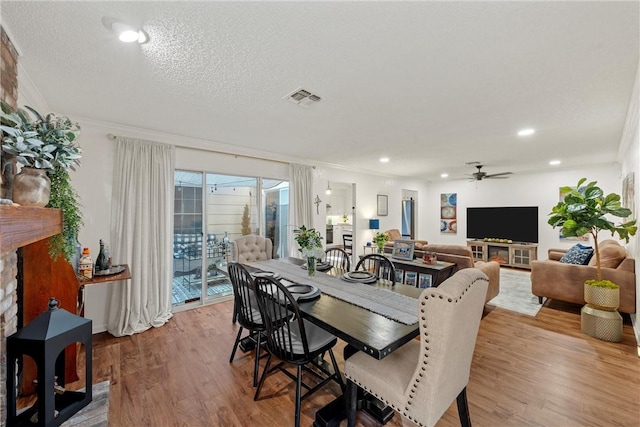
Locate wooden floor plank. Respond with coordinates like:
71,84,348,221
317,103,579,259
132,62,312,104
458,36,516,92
78,298,638,426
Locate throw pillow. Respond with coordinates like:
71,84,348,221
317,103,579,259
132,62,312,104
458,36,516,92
587,241,627,268
559,243,594,265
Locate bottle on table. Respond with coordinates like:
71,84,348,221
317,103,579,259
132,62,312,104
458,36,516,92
104,245,111,269
79,248,94,279
95,239,109,272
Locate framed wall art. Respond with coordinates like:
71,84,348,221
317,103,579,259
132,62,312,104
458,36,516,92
440,193,457,234
377,194,388,216
418,273,432,289
394,269,404,283
404,271,417,287
391,240,415,260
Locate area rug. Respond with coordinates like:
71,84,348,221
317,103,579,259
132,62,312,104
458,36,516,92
486,268,542,316
62,380,109,427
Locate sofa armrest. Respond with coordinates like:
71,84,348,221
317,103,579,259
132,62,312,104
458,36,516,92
473,261,500,303
531,259,636,313
547,248,568,261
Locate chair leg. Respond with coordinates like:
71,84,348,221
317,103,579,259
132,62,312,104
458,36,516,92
229,326,244,363
328,349,345,392
538,296,543,304
295,365,303,427
456,387,472,427
253,331,262,387
346,379,357,427
254,353,272,401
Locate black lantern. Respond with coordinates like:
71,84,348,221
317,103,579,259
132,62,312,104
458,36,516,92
6,297,92,426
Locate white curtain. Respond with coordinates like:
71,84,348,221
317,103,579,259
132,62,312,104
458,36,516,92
107,136,175,337
289,164,314,256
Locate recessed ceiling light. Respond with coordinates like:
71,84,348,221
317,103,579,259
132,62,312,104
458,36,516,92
379,157,389,163
518,128,535,136
102,17,149,44
440,173,449,178
549,160,561,166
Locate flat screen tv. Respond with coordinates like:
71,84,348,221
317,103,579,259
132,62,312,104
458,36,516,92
466,206,538,243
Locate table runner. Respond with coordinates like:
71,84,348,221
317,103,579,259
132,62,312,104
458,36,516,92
248,260,418,325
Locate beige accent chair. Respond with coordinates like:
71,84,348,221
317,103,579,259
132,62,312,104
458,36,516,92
417,244,500,304
231,235,273,263
344,268,489,427
531,239,636,313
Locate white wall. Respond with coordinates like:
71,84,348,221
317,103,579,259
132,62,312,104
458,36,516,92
618,61,640,344
427,166,621,258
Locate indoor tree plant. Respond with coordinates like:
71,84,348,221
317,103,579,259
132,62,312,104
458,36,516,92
548,177,637,341
0,101,83,262
293,225,324,276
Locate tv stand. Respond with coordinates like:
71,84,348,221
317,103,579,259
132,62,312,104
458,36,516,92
467,240,537,269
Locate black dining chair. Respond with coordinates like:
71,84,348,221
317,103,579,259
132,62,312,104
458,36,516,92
355,253,396,284
325,247,351,272
342,233,353,255
228,262,267,387
252,276,345,427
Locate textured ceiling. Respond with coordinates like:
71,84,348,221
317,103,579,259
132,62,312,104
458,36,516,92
1,1,638,181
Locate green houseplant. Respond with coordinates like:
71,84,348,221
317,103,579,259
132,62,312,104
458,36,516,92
241,203,251,235
548,177,637,341
372,231,389,254
293,225,323,276
0,101,83,262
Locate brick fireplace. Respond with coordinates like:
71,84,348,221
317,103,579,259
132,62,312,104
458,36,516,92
0,25,20,427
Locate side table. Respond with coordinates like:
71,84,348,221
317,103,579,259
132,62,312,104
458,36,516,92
77,264,132,316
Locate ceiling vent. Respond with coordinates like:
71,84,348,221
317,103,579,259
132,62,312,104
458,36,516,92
285,88,322,107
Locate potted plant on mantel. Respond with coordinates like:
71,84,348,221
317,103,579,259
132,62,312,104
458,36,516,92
548,177,637,342
0,101,83,262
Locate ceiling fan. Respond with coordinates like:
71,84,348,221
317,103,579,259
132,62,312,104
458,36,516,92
468,164,513,181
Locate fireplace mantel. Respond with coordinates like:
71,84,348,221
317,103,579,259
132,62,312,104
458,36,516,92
0,205,62,252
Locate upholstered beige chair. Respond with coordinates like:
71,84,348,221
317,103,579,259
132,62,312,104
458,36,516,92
231,235,273,263
344,268,489,427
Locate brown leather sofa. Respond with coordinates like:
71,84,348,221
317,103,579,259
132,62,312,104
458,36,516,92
413,244,500,303
530,239,636,314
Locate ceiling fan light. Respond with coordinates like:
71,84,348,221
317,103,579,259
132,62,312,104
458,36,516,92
104,17,149,44
118,30,141,43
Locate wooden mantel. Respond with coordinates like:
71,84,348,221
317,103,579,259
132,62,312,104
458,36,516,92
0,204,62,252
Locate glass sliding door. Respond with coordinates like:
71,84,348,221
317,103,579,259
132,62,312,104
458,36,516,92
262,179,289,259
172,171,289,309
173,171,205,305
203,174,257,302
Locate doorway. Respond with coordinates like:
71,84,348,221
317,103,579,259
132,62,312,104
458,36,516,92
402,190,418,239
325,181,356,262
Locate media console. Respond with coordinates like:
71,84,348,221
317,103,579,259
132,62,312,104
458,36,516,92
467,240,537,269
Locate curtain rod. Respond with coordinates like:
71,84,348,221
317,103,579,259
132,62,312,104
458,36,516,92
106,133,290,165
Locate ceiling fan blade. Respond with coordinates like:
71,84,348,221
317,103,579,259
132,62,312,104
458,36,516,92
485,172,513,178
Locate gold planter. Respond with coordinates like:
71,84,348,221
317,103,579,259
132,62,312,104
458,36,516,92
584,283,619,310
581,305,622,342
582,282,622,342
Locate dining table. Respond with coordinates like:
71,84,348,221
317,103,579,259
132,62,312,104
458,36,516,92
242,257,424,426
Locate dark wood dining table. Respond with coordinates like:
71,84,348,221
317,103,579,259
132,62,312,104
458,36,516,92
245,257,423,426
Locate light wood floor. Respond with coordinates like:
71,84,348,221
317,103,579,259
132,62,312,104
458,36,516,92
85,299,639,426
